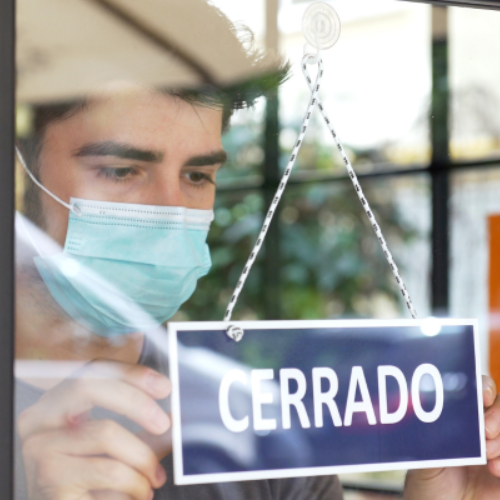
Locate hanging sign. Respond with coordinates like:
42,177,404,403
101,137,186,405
168,318,485,485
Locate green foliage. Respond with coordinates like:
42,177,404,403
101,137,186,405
179,109,419,323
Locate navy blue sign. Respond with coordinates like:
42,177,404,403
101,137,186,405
168,319,485,485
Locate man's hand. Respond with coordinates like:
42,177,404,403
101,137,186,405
18,361,171,500
404,375,500,500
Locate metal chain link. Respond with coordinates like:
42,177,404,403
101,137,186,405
224,54,417,326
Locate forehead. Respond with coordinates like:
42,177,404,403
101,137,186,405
43,86,224,154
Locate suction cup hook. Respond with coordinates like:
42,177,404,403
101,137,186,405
302,2,341,53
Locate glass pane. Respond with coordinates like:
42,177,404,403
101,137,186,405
201,0,268,187
180,189,265,321
450,165,500,372
182,175,431,323
15,0,286,498
13,0,438,498
182,174,430,494
218,103,266,187
280,175,431,320
281,175,430,493
279,0,432,175
450,7,500,161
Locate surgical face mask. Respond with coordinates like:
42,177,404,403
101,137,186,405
16,148,213,337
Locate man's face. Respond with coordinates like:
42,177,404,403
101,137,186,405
37,86,226,246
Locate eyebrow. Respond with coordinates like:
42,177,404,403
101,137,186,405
73,141,227,167
184,150,227,167
73,141,164,163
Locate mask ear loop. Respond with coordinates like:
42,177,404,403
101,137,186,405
15,147,80,215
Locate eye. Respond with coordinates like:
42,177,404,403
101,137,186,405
185,171,215,186
96,166,139,182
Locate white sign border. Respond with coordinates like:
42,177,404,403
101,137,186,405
168,318,485,486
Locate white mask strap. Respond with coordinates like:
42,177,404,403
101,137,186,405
16,146,75,213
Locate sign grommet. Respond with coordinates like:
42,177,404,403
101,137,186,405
226,324,244,342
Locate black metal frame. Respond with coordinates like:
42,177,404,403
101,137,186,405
402,0,500,10
430,10,450,314
0,0,15,497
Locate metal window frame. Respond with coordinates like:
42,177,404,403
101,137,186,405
403,0,500,9
0,0,15,497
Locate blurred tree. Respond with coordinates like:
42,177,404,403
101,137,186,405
180,110,419,324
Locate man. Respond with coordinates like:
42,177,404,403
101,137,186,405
14,2,500,499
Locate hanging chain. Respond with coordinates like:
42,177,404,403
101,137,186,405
224,54,417,330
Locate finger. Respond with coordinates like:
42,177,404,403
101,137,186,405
136,424,172,460
486,432,500,461
55,456,153,500
79,361,171,401
487,457,500,478
485,393,500,440
483,375,497,408
85,457,154,500
18,377,170,439
92,491,134,500
23,420,167,489
403,468,451,500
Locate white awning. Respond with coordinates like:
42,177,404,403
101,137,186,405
17,0,280,104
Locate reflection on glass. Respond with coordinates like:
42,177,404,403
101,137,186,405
184,176,431,323
279,0,432,173
12,0,490,498
15,1,311,499
450,7,500,161
281,177,431,320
